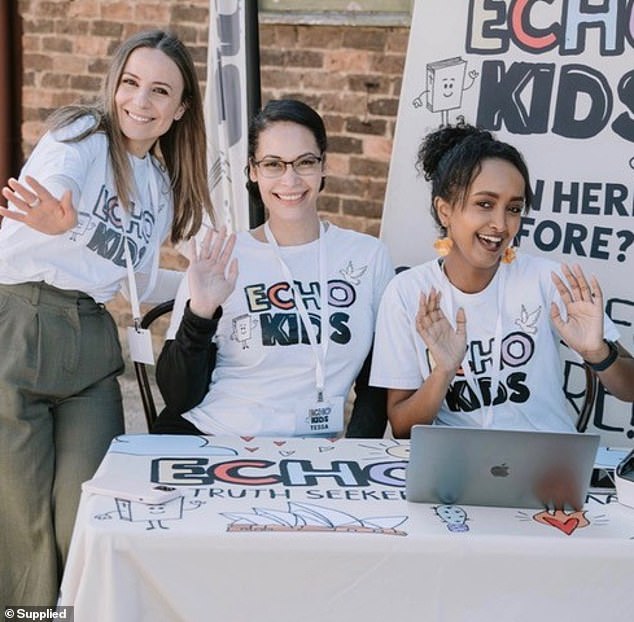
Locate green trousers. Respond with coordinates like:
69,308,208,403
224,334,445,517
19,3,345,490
0,282,125,608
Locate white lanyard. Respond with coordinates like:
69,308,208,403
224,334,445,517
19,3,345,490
441,261,506,427
122,157,161,328
264,221,329,400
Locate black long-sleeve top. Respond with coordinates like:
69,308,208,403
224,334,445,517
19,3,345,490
153,302,387,438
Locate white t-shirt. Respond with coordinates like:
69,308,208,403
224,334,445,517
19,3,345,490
167,224,394,436
370,253,620,431
0,116,172,302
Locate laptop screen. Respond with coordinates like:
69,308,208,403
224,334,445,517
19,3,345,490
406,425,600,510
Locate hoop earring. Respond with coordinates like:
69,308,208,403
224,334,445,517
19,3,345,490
433,237,453,256
501,246,516,264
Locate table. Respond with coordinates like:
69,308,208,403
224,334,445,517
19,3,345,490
59,434,634,622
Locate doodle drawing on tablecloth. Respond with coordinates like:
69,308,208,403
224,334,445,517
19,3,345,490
94,497,205,530
222,501,408,536
434,504,470,532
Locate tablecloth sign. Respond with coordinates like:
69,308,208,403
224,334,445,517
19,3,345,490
77,434,633,538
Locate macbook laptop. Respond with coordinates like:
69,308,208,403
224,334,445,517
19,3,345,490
406,425,600,510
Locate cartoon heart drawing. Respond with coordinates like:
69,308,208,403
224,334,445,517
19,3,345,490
244,447,259,453
273,441,287,446
533,509,589,535
541,515,579,535
241,436,255,442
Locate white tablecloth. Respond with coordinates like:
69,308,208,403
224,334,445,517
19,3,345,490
59,434,634,622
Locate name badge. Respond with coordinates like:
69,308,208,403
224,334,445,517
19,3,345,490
295,395,344,436
127,326,155,365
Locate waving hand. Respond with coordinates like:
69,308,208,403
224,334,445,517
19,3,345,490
187,226,239,319
1,175,77,234
415,287,466,375
550,263,604,358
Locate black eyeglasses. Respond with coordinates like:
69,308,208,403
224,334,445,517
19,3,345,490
251,154,323,178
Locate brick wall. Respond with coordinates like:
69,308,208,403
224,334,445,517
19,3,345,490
15,0,408,325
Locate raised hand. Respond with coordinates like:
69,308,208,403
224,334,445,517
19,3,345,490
1,175,77,234
187,226,239,319
550,263,604,359
415,287,466,375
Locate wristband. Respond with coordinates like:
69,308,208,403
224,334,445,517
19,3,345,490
584,339,618,372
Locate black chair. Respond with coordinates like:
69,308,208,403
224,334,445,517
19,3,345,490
133,299,174,431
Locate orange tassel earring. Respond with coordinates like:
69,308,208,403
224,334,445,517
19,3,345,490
501,246,516,264
433,237,453,257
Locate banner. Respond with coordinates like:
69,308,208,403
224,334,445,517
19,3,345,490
382,0,634,445
205,0,250,232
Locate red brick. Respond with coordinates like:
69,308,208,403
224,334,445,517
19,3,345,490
385,28,409,54
368,179,388,202
348,74,391,95
342,197,383,219
326,176,367,198
324,49,370,73
74,35,112,56
322,114,345,133
70,74,103,91
298,26,343,49
69,1,103,18
23,18,55,34
91,21,125,37
52,55,88,74
362,135,393,160
324,153,350,176
346,117,387,136
350,157,389,178
171,4,209,23
328,135,363,155
367,98,400,117
38,2,71,18
303,71,347,91
41,73,71,89
320,92,367,116
41,36,73,54
270,25,300,47
317,195,341,214
23,53,54,72
342,28,386,52
372,53,406,75
286,50,323,69
135,3,171,22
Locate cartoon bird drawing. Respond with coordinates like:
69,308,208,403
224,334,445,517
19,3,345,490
339,261,367,286
515,304,541,334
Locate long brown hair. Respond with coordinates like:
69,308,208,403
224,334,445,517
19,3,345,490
47,29,212,243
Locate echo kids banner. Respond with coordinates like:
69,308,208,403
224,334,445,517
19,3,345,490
381,0,634,445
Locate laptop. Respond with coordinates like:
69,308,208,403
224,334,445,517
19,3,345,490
406,425,600,510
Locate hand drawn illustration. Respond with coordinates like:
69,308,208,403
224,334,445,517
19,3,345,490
222,501,408,536
94,497,205,531
230,313,258,349
412,56,479,125
515,304,542,334
434,504,470,532
339,260,368,286
358,439,410,461
531,508,592,535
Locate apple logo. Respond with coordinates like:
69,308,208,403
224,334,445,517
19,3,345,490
490,463,509,477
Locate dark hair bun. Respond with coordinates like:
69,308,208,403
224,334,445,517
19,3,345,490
417,121,492,181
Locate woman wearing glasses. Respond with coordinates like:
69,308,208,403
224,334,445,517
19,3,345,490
152,99,394,437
